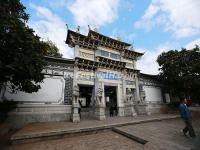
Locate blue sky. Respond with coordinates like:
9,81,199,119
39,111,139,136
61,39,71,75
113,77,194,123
21,0,200,75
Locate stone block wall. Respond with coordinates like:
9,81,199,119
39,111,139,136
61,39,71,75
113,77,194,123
146,102,168,114
6,104,72,127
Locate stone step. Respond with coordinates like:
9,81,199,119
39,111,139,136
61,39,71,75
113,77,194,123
11,115,179,145
0,123,11,136
0,123,16,149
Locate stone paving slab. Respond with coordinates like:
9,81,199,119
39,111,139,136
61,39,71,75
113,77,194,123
8,131,144,150
6,114,200,150
11,114,179,144
114,118,200,150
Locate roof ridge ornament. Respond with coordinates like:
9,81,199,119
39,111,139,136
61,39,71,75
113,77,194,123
129,45,134,50
76,25,80,33
88,25,91,30
66,24,68,30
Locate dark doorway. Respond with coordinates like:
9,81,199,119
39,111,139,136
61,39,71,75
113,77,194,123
79,85,93,119
104,86,117,116
79,85,93,108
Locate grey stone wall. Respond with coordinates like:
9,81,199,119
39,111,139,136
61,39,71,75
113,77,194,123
6,104,72,127
146,102,168,114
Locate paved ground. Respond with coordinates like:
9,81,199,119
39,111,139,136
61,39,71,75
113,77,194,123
11,114,178,139
115,118,200,150
7,117,200,150
8,131,144,150
2,112,200,150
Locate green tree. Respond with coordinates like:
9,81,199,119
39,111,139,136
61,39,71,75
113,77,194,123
0,0,47,99
157,46,200,103
42,39,63,58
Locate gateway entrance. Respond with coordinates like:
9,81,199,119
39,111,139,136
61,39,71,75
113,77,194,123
104,86,117,116
79,85,93,119
66,27,144,122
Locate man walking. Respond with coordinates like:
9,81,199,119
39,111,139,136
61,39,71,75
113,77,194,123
179,97,196,138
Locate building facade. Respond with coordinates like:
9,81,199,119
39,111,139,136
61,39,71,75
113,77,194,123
4,28,169,126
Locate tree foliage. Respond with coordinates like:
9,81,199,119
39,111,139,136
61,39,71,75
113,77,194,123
0,0,46,94
41,39,63,58
157,46,200,102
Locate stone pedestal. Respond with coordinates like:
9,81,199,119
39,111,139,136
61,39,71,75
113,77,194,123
94,104,106,120
118,107,125,116
146,103,168,114
71,84,80,122
146,104,152,115
124,103,137,117
71,103,80,122
135,103,150,115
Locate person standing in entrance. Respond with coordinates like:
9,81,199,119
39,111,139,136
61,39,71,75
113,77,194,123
78,100,82,119
179,97,196,138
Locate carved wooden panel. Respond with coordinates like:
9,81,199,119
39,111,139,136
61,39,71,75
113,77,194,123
79,51,94,60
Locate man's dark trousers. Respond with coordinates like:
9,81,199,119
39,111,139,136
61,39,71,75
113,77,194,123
183,119,196,137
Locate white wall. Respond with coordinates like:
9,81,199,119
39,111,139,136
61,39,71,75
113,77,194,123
5,76,65,104
144,86,163,102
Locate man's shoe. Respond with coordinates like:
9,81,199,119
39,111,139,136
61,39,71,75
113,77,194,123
182,130,188,137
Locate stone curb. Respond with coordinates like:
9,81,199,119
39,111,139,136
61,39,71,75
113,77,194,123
112,127,148,144
11,115,179,145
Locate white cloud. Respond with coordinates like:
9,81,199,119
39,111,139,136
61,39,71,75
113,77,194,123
29,4,73,58
68,0,119,29
137,43,173,75
137,38,200,75
121,0,134,12
185,38,200,49
45,0,69,9
134,4,160,31
134,0,200,38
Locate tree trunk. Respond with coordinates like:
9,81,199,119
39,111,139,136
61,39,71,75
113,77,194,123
0,83,6,101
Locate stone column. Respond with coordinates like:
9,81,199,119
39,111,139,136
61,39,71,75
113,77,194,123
71,66,80,122
94,76,106,120
117,83,124,116
71,85,80,122
74,45,79,57
135,75,140,102
132,88,137,116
